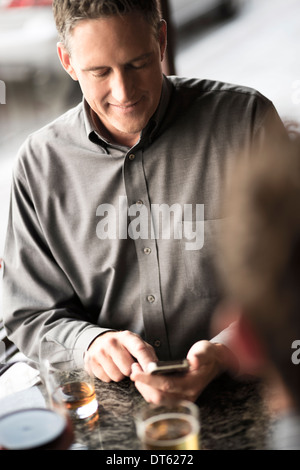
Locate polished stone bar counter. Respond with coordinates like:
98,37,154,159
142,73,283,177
73,373,274,450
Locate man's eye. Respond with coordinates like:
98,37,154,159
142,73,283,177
130,62,148,70
93,69,110,78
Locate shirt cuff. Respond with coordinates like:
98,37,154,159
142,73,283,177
73,326,112,367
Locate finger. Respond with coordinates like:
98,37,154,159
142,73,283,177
131,361,142,375
186,352,202,371
94,332,140,378
117,331,158,371
130,365,168,403
134,380,165,404
187,340,212,362
131,364,199,402
134,379,196,404
87,331,157,381
131,370,182,394
88,360,112,383
132,368,202,400
99,356,127,382
103,340,136,378
89,346,128,382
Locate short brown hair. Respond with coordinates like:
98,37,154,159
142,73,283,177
53,0,162,49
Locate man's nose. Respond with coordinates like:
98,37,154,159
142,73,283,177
111,70,135,104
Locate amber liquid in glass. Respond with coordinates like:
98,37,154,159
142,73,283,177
55,381,98,419
143,413,200,450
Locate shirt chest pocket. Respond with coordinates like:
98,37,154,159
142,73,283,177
180,218,224,297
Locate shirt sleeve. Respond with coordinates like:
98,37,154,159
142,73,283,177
249,96,288,161
2,152,107,367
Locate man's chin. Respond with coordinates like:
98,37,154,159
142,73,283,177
117,116,146,129
112,121,147,137
105,122,144,146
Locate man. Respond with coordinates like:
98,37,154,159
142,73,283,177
2,0,285,403
213,135,300,449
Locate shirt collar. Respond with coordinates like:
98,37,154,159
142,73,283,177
82,98,108,150
82,75,173,150
146,75,173,143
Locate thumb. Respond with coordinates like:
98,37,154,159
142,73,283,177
186,340,212,370
130,361,143,377
186,351,201,371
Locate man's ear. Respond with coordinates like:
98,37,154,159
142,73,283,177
158,20,168,62
57,42,78,81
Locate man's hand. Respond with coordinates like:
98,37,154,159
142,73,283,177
130,340,235,404
85,330,158,382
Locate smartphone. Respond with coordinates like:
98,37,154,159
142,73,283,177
147,359,189,376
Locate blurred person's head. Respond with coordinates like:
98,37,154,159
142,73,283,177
52,0,167,147
216,135,300,412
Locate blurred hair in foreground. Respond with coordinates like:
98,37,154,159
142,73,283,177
215,123,300,412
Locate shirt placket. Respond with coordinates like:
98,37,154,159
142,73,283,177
123,149,171,360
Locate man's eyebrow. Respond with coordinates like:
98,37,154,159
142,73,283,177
82,52,153,72
82,65,109,72
129,52,153,63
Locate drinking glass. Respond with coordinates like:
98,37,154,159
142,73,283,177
42,348,99,422
135,400,201,450
0,358,73,450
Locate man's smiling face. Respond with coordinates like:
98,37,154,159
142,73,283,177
58,13,167,147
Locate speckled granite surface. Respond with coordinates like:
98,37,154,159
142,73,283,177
73,374,272,450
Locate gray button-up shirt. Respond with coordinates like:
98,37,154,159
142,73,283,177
2,76,284,365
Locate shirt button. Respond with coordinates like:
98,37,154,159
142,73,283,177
154,340,161,348
143,247,151,255
129,154,135,161
147,295,155,303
